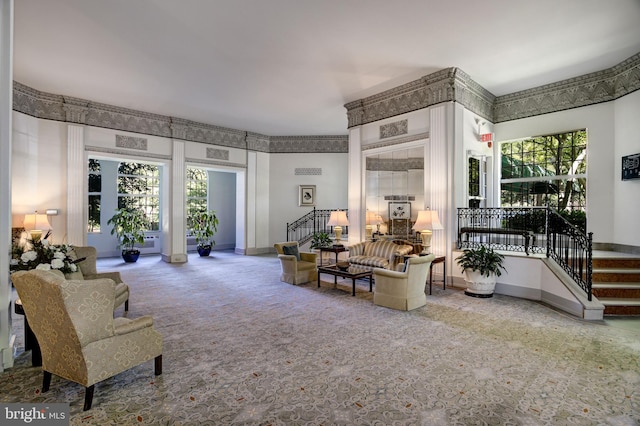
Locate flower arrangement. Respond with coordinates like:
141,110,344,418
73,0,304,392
10,231,80,274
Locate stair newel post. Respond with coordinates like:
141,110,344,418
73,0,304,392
586,231,593,301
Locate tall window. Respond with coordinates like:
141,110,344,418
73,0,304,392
501,130,587,212
88,159,101,232
186,168,208,219
117,162,160,231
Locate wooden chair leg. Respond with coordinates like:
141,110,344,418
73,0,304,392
83,385,95,411
42,371,52,392
154,355,162,375
124,299,129,312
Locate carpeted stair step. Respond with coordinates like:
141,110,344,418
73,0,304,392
592,282,640,298
593,257,640,269
597,297,640,315
592,268,640,283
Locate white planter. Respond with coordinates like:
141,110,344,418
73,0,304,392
463,270,497,298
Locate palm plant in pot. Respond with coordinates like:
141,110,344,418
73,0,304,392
456,246,506,298
189,210,219,257
107,208,149,262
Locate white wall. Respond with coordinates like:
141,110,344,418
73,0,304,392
209,170,236,250
494,102,617,245
269,153,348,244
12,113,68,244
613,90,640,247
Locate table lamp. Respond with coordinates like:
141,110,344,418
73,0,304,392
327,210,349,243
23,211,51,241
412,210,443,254
365,211,383,240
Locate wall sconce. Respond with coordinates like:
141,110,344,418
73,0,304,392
412,210,443,254
23,211,51,241
327,210,349,243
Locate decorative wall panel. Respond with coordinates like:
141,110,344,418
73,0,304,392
294,168,322,176
116,135,148,151
206,148,229,160
380,119,408,139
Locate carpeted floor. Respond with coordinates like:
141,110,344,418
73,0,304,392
2,251,639,425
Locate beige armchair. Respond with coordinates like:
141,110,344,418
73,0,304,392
68,246,130,312
274,241,318,285
11,270,163,411
373,254,435,311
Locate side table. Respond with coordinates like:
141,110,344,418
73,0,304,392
428,256,446,295
319,246,347,266
14,299,42,367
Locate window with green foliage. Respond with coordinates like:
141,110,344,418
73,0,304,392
186,168,208,219
501,130,587,212
88,159,101,232
117,162,160,231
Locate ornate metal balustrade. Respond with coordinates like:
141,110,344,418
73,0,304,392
457,207,548,255
286,208,348,245
546,209,593,300
457,207,592,300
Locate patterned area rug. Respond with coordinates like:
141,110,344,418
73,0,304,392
3,251,639,425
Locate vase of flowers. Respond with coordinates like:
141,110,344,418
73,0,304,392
10,231,80,275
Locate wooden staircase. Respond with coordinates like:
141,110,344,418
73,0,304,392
591,255,640,315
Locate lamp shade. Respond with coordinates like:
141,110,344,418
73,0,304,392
365,211,383,225
327,210,349,227
412,210,443,231
23,212,51,232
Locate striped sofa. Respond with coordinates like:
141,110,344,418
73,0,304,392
347,240,413,271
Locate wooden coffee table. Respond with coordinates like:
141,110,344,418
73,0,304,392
317,264,373,296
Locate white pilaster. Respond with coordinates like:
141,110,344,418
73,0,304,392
165,140,186,263
429,104,453,258
348,126,363,243
67,124,85,245
0,0,14,371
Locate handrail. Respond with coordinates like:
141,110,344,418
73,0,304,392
457,207,592,300
546,209,593,301
286,208,348,245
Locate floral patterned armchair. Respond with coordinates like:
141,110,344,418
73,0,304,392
69,246,130,312
11,270,163,410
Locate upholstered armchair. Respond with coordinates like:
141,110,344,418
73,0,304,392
68,246,130,312
373,254,435,311
11,270,163,411
274,241,318,285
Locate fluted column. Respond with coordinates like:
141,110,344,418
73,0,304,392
165,140,187,263
67,124,85,245
429,104,453,259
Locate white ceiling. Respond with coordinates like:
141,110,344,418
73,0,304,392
13,0,640,136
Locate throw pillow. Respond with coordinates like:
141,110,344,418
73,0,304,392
282,245,301,261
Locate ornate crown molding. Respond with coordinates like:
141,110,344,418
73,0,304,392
345,68,494,128
494,52,640,122
269,135,348,153
12,82,348,154
346,52,640,127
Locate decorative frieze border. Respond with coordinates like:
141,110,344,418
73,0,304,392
12,82,347,154
366,156,424,171
268,135,348,153
380,119,408,139
345,68,495,127
346,52,640,126
494,52,640,122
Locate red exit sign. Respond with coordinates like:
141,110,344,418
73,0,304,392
480,133,493,142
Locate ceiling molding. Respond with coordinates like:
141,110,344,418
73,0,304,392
346,52,640,126
12,82,347,154
494,52,640,122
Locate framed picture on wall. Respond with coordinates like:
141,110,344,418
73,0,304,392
388,201,411,220
299,185,316,206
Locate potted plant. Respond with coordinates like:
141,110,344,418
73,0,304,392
107,208,149,262
189,210,219,257
310,232,332,250
456,246,506,298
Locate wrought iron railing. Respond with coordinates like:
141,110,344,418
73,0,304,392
457,207,592,300
546,209,593,301
457,207,548,255
286,208,348,245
